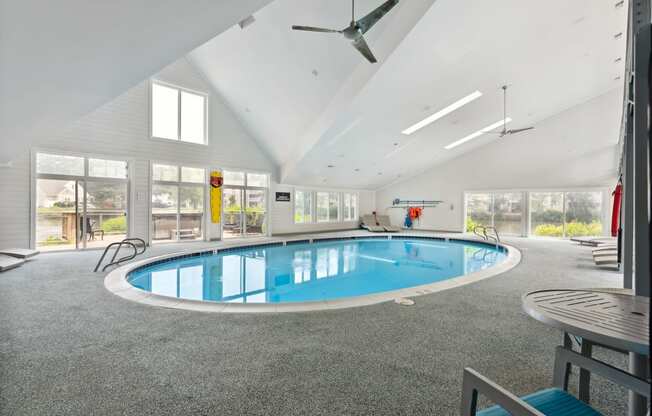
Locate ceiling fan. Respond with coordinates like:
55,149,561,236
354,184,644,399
487,85,535,138
292,0,399,63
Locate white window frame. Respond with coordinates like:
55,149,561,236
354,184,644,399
30,149,134,250
150,161,208,244
342,192,359,222
315,191,340,223
149,80,208,145
463,187,610,238
293,189,314,225
221,169,270,239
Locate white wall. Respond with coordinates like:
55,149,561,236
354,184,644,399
271,184,375,235
0,58,276,249
375,88,622,232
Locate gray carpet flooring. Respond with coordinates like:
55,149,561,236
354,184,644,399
0,236,627,415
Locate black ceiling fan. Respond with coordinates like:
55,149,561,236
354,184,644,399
292,0,399,63
486,85,535,138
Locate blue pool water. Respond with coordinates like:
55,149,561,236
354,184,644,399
127,238,507,304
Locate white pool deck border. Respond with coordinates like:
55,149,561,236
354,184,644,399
104,231,522,313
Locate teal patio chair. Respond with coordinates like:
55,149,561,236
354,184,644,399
460,346,650,415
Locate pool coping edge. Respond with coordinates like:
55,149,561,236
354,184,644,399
104,233,522,313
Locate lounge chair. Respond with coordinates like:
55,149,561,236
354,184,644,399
594,253,619,267
570,236,616,246
377,215,401,232
0,248,39,259
360,215,385,232
461,346,650,415
0,254,24,272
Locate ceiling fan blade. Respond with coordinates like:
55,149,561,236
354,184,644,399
356,0,399,34
352,36,377,63
291,25,341,33
507,127,534,135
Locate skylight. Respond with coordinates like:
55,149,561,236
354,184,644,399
444,118,512,150
401,91,483,135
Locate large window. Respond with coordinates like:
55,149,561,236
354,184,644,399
316,192,340,223
294,190,313,224
222,170,269,239
151,163,205,243
151,81,207,145
465,189,605,238
530,191,602,237
466,192,523,236
293,190,358,224
342,192,358,222
35,152,129,251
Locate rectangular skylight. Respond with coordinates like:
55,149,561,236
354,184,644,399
444,118,512,150
401,90,483,135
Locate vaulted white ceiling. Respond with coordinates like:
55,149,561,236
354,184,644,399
189,0,627,189
0,0,274,160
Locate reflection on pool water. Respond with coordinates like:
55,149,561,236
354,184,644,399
127,239,507,304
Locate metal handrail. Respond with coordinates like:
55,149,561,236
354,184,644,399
473,225,501,244
483,226,501,244
94,238,146,272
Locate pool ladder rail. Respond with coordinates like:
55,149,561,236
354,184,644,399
94,238,147,272
473,225,501,244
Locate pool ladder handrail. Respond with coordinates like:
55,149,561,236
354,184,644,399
473,225,501,244
94,238,147,272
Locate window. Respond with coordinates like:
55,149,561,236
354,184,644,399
342,193,358,222
151,81,206,144
294,190,313,224
465,192,524,236
35,153,129,251
222,170,269,238
151,163,205,243
530,191,602,237
316,192,339,223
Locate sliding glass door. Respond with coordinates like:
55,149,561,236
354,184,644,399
35,153,129,251
222,170,268,239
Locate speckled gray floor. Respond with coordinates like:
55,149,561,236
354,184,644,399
0,235,627,415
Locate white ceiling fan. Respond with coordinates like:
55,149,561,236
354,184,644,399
487,85,535,138
292,0,399,63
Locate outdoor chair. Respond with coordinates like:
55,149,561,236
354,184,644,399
460,346,650,415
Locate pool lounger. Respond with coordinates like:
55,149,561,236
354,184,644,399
360,215,385,232
376,215,401,232
0,248,40,259
570,236,616,246
594,255,619,266
593,245,616,254
0,254,25,272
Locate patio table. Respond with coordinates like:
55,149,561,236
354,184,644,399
522,289,649,415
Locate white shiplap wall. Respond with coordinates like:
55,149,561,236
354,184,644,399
0,57,276,248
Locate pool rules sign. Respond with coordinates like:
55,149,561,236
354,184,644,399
276,192,291,202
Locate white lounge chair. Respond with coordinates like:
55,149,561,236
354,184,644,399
377,215,401,232
0,254,25,272
360,215,385,232
0,248,39,259
570,236,616,246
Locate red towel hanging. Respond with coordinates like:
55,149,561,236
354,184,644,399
611,182,622,237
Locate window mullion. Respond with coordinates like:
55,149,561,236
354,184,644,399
177,89,182,141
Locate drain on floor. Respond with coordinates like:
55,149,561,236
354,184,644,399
394,297,415,306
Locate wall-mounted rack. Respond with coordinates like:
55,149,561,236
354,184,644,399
388,198,444,209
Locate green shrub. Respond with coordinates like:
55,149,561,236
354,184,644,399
565,221,602,237
534,223,564,237
101,216,127,233
465,216,478,232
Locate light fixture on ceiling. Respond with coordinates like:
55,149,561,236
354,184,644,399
444,118,512,150
401,90,483,135
615,0,624,8
327,164,335,168
615,57,622,62
354,168,360,172
614,32,623,39
238,15,256,30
